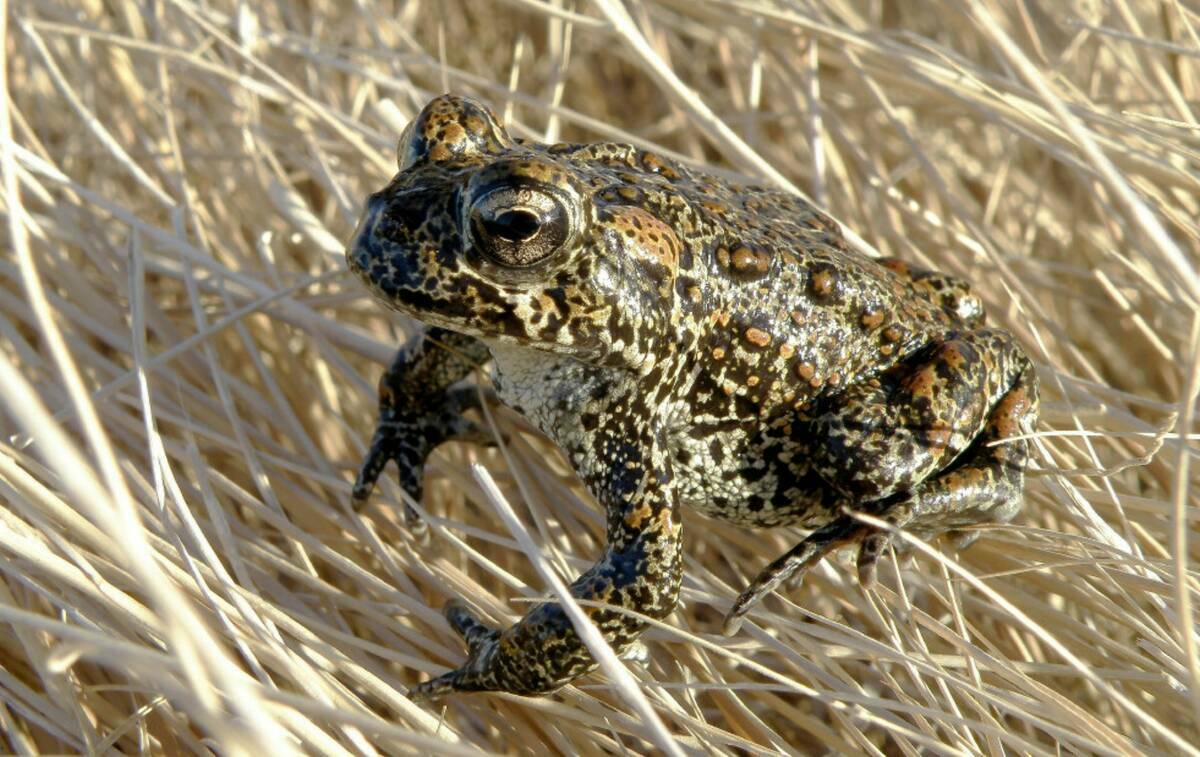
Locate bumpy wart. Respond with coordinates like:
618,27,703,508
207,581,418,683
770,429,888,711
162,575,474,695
347,94,1040,701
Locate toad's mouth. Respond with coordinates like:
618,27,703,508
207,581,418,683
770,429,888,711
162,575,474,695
374,295,606,365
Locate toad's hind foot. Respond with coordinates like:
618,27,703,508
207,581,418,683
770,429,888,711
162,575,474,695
721,514,868,635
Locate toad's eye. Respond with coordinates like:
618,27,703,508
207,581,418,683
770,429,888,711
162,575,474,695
468,185,571,267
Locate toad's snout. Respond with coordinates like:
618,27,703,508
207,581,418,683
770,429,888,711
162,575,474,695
345,189,434,303
346,191,388,281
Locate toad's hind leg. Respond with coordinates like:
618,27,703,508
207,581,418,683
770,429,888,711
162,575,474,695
811,328,1029,504
723,332,1038,634
852,363,1037,585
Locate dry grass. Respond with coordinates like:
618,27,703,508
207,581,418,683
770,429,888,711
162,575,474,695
1,0,1198,753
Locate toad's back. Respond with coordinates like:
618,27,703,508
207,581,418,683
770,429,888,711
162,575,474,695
628,169,978,526
672,184,957,414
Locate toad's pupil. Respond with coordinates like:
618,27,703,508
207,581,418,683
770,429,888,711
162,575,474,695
485,210,540,242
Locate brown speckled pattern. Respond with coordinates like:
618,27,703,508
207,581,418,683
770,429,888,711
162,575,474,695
347,95,1040,700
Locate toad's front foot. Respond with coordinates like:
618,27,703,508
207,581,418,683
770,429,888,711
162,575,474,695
352,327,493,529
407,600,505,703
407,599,595,702
408,600,647,702
352,385,490,529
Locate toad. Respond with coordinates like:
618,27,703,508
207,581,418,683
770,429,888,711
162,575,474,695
347,95,1038,701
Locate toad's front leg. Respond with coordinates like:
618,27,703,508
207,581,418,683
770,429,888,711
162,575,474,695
409,429,681,700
